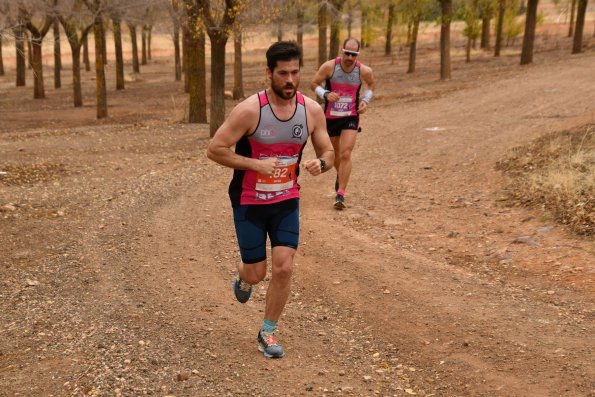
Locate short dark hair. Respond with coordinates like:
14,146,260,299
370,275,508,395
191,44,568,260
266,41,303,71
342,38,360,51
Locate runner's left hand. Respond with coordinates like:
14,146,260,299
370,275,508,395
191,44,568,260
302,159,323,176
358,101,368,114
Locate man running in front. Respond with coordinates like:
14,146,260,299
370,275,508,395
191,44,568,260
310,38,375,210
206,41,334,358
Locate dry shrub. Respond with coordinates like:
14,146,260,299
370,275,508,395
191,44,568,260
496,124,594,236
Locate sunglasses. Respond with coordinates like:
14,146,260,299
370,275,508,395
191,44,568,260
342,49,360,57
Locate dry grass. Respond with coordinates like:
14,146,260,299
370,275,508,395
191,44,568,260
496,124,594,236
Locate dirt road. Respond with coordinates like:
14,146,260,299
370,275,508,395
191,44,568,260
1,44,594,396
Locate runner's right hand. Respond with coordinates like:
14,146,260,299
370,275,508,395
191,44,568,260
255,157,279,176
326,92,340,102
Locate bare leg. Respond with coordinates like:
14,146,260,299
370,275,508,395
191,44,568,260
330,135,341,184
337,130,358,192
238,260,267,285
264,246,295,322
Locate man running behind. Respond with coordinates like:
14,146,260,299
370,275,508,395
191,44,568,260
310,38,375,210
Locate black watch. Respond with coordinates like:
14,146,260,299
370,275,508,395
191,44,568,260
319,158,326,171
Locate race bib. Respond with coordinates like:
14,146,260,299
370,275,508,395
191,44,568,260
255,156,298,192
329,96,354,117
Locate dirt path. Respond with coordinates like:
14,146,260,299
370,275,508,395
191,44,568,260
1,46,594,397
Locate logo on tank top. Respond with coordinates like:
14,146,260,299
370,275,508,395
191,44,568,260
292,124,304,139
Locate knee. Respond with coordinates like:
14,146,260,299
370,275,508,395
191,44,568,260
340,148,353,162
271,259,293,281
241,262,267,285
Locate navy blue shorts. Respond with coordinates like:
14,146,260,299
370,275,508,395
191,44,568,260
232,199,299,264
326,116,361,137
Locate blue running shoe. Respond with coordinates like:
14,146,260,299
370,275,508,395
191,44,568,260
334,194,346,210
257,329,285,358
233,273,252,303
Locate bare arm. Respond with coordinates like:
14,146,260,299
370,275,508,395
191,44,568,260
302,97,335,176
206,97,278,176
358,65,376,114
310,61,338,102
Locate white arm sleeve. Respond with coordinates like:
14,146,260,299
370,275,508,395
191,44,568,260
315,85,328,99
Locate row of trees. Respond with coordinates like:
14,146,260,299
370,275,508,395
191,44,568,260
0,0,592,135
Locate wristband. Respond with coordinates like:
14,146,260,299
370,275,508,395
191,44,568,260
362,89,373,104
315,85,328,100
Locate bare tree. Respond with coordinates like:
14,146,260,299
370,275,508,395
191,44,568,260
21,5,53,98
111,9,125,89
0,33,4,76
407,10,421,73
14,22,27,86
494,0,505,56
128,21,140,73
571,0,588,54
167,0,183,81
57,2,93,107
568,0,576,37
195,0,244,135
53,15,62,88
183,0,206,123
385,0,396,56
82,31,90,70
83,0,107,118
318,0,328,65
480,0,492,49
232,26,244,100
329,0,344,59
439,0,452,79
519,0,538,65
296,0,304,47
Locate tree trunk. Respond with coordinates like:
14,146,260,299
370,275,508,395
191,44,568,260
14,25,26,86
113,16,125,90
173,23,182,81
233,30,244,100
26,32,32,69
83,34,90,71
466,4,477,63
440,0,452,79
0,34,5,76
94,13,108,118
520,0,539,65
347,0,353,37
568,0,577,37
148,26,152,61
209,34,228,136
72,46,83,107
31,36,45,98
480,6,491,49
59,18,91,107
26,18,52,99
277,21,283,41
494,0,505,56
572,0,588,53
329,0,344,59
182,25,190,93
385,3,395,55
361,5,368,48
186,19,207,123
129,24,140,73
53,18,61,88
318,1,328,65
141,25,148,65
407,12,420,73
101,23,107,64
297,0,304,48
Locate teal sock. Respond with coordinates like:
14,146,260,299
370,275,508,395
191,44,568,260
262,319,277,333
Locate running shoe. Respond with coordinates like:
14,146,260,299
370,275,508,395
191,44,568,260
257,329,285,358
233,273,252,303
334,194,346,210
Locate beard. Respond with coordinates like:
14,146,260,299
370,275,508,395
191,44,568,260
271,81,297,100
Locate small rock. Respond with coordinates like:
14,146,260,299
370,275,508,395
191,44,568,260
305,385,313,391
363,375,373,382
26,279,40,286
447,231,459,238
512,236,538,246
176,372,190,382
